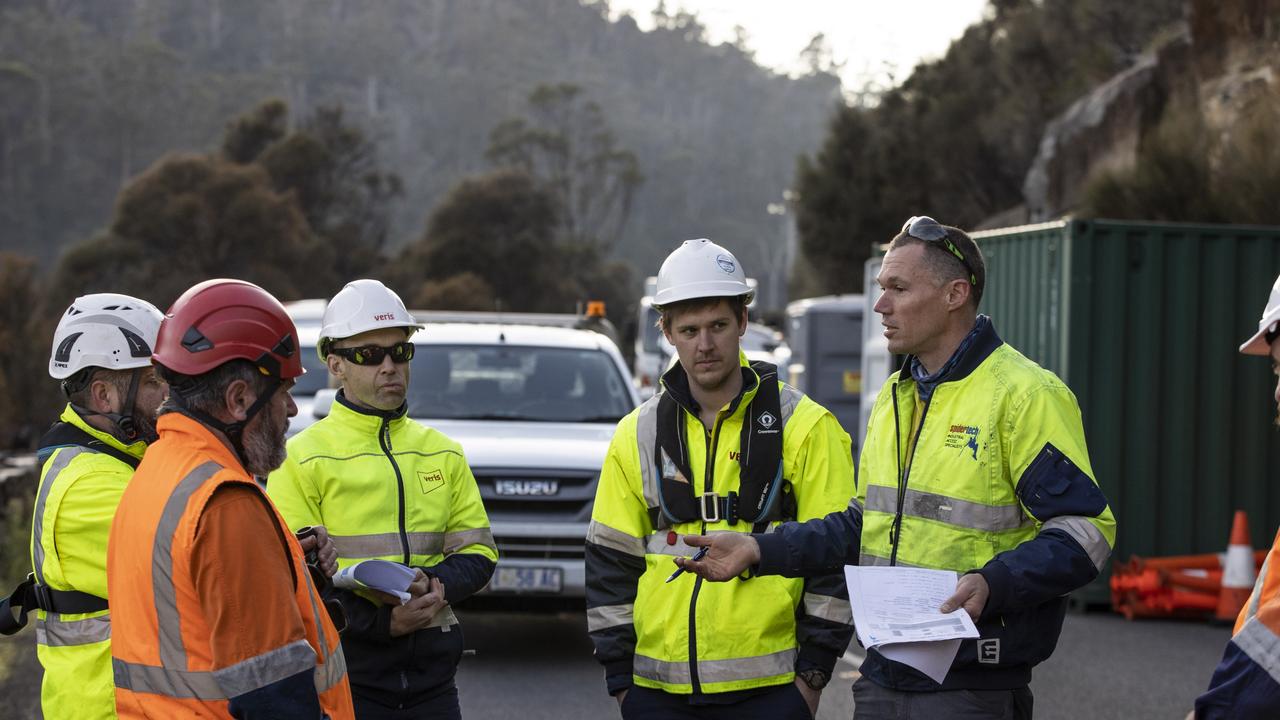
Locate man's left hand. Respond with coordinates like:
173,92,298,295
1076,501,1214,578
939,572,989,621
794,679,819,717
298,525,339,577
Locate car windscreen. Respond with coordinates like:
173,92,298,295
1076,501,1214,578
407,344,634,422
640,306,663,353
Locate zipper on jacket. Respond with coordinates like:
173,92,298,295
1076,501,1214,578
688,411,727,694
379,417,411,565
889,382,933,566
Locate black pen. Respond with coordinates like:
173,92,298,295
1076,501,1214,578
666,546,709,583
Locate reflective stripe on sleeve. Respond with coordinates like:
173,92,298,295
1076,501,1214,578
1234,617,1280,685
1042,516,1111,572
35,613,111,647
803,592,852,625
113,639,326,700
587,603,634,632
212,638,317,697
634,648,796,685
635,400,661,511
587,521,645,557
153,461,223,669
865,485,1030,533
31,447,91,585
443,527,496,554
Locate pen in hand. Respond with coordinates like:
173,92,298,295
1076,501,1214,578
666,546,710,583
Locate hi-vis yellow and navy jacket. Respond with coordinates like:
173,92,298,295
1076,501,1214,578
754,317,1116,691
268,392,497,706
586,354,856,697
26,405,147,719
1196,529,1280,718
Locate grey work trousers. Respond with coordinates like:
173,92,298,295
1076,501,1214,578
851,676,1033,720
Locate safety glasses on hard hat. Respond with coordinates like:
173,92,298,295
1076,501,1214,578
901,215,979,287
329,341,415,366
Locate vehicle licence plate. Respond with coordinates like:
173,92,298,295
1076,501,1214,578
489,566,563,593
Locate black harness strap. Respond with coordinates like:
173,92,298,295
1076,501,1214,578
36,420,141,470
651,361,791,529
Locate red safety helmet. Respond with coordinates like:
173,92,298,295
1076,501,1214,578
153,279,305,380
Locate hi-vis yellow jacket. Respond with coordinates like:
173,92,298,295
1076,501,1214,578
586,355,856,696
30,405,147,719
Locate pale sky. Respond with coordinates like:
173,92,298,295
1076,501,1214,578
608,0,991,91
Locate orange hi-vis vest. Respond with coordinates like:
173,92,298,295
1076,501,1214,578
107,413,353,718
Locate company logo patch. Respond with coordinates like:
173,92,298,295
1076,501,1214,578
419,470,445,494
945,424,981,461
715,254,736,274
758,411,777,429
373,312,396,321
977,638,1000,664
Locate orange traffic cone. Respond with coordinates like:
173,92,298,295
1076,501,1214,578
1216,510,1257,623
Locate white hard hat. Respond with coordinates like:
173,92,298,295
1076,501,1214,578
49,293,164,379
653,239,755,308
319,279,422,359
1241,273,1280,355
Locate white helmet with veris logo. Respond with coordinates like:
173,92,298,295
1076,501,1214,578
318,279,422,359
653,239,755,309
1240,273,1280,355
49,293,163,379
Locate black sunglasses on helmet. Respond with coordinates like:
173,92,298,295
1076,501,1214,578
329,341,415,366
901,215,979,287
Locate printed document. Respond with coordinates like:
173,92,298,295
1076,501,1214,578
845,566,980,684
332,559,418,604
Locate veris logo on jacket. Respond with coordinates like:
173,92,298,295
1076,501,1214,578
945,424,981,461
419,469,445,494
373,312,396,321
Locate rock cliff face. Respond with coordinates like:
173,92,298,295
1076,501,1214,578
1020,0,1278,222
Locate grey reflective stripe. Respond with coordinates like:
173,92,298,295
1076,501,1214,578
586,603,634,632
858,552,922,568
331,531,445,559
803,592,852,625
634,648,796,685
213,639,316,697
1246,554,1272,622
1234,617,1280,685
36,613,111,647
300,555,332,670
587,520,645,557
635,398,661,510
1042,516,1111,572
443,527,495,554
32,447,91,584
114,658,225,699
154,461,222,670
778,383,801,424
865,485,1030,533
849,497,864,513
315,644,348,693
644,530,739,557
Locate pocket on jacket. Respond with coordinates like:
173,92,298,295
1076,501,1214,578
1015,443,1106,519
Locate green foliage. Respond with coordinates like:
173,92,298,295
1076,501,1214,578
794,0,1183,293
487,83,643,252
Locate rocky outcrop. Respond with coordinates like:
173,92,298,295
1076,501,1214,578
1020,0,1279,222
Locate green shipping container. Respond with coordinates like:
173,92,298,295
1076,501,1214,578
970,218,1280,606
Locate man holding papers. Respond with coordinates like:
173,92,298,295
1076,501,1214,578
679,218,1116,719
270,279,497,720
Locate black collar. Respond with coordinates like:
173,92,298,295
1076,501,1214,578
897,315,1004,386
659,359,759,421
335,389,408,421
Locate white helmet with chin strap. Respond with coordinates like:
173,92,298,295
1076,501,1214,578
653,239,755,309
318,279,422,359
49,292,164,442
1241,273,1280,355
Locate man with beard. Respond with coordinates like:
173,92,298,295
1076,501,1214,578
0,294,164,719
270,279,496,720
106,279,355,719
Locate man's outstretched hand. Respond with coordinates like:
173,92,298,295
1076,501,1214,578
675,533,762,582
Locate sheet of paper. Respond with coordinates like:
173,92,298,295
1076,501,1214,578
844,565,980,684
333,559,417,604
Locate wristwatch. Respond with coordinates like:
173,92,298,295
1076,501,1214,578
796,668,830,690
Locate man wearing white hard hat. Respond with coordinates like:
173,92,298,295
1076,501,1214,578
0,293,166,719
1194,274,1280,718
269,279,496,720
585,239,856,719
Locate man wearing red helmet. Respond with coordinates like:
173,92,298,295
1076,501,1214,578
106,279,355,720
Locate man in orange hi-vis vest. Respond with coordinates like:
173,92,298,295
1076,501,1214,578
107,279,355,719
1194,273,1280,719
